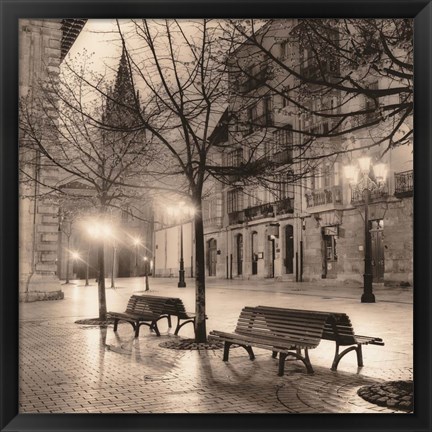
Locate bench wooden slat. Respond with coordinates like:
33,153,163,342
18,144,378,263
210,305,384,375
112,295,199,337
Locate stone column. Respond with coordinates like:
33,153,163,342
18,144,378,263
19,19,64,301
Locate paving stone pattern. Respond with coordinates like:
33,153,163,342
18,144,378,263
19,319,412,414
18,278,413,414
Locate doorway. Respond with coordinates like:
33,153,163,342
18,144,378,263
322,226,338,279
268,236,276,278
208,238,217,276
251,231,258,275
284,225,294,274
370,219,384,282
236,234,243,276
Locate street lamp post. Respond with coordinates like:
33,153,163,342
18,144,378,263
143,256,150,291
133,237,141,277
167,202,194,288
111,240,116,289
178,222,186,288
344,156,387,303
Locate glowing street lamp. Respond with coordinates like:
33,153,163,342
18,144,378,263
345,156,388,303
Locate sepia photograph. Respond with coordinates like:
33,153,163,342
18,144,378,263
14,15,416,416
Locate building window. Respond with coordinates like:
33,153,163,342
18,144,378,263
281,87,290,108
310,168,317,191
273,125,293,149
323,226,338,261
246,96,273,135
227,188,244,213
365,81,379,122
227,148,243,167
242,62,269,93
279,41,289,59
264,95,273,125
271,125,293,164
277,171,294,200
323,164,332,188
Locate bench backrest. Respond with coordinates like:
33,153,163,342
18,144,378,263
128,295,189,318
235,306,328,348
127,295,170,316
255,306,358,345
322,313,357,345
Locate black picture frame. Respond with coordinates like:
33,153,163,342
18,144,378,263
1,1,431,431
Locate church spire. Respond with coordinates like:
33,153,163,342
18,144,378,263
104,44,140,127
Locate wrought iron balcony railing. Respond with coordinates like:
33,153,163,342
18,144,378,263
394,170,413,198
244,197,294,221
228,210,246,225
272,149,293,165
305,186,342,208
350,183,388,204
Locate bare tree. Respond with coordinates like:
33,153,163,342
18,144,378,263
19,52,154,321
20,18,413,340
225,18,413,170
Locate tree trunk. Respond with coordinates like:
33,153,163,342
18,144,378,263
193,197,207,343
97,241,107,320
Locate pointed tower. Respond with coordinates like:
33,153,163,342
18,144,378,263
104,45,141,129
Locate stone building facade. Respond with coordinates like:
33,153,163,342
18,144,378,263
151,19,413,288
205,21,413,287
19,19,86,301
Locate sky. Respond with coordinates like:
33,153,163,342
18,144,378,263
66,19,122,80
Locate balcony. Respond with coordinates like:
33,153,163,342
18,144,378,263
244,113,274,137
350,183,388,204
300,60,340,82
240,66,271,93
243,197,294,222
272,149,293,165
274,197,295,215
394,170,413,198
244,202,274,220
228,210,246,225
305,186,343,209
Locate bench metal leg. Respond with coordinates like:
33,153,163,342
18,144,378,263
174,317,195,336
223,341,232,361
243,345,255,360
331,343,359,371
113,319,118,332
149,322,161,337
282,351,314,375
223,342,254,362
356,344,364,367
278,353,287,376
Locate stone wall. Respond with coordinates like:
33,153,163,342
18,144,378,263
302,197,413,285
19,20,63,301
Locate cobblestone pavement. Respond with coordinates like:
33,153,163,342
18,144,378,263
19,277,413,414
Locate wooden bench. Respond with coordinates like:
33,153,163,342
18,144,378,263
108,295,170,338
108,295,199,338
139,295,199,337
256,306,384,371
209,306,330,376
